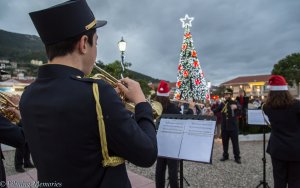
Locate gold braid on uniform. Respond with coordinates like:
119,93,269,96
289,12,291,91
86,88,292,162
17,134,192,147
92,83,125,167
221,102,228,113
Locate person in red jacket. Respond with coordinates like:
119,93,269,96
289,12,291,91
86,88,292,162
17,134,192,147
263,75,300,188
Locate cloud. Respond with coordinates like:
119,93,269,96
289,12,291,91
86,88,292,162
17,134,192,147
0,0,299,85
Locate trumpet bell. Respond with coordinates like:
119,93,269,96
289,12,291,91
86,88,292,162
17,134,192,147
0,92,20,123
151,101,163,119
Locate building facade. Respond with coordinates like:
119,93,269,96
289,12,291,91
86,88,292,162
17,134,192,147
220,74,299,99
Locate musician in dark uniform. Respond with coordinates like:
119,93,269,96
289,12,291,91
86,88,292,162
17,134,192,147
20,1,157,187
0,109,25,186
213,88,241,164
263,75,300,188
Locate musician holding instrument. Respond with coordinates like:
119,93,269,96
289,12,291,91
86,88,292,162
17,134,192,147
0,93,25,186
213,88,241,164
20,1,157,187
262,75,300,188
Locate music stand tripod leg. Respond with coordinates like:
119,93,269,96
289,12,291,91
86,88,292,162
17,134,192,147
256,125,270,188
179,160,190,187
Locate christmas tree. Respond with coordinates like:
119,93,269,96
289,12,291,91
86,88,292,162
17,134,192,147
174,14,210,102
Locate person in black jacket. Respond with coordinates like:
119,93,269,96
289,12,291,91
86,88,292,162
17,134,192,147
155,80,180,188
262,75,300,188
0,110,25,186
213,88,241,164
236,89,249,134
20,1,157,187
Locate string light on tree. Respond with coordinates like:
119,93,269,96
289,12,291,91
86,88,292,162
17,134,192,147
174,14,210,102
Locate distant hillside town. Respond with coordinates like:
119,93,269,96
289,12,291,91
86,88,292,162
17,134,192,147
0,59,38,94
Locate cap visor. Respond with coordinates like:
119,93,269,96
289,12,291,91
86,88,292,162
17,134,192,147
94,20,107,28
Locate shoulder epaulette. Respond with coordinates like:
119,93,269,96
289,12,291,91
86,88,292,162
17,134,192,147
71,75,102,83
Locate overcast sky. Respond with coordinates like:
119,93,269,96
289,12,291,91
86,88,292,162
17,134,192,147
0,0,299,85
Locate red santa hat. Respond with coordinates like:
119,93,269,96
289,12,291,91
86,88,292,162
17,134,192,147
157,80,170,97
268,75,288,91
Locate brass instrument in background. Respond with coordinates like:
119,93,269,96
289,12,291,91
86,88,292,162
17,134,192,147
92,64,163,119
0,92,20,123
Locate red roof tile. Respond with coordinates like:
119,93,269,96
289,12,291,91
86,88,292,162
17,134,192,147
221,75,271,85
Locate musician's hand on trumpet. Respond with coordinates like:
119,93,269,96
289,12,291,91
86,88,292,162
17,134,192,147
116,77,146,105
9,94,21,106
6,107,21,121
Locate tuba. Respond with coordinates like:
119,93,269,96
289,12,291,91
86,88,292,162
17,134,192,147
92,64,162,119
0,92,20,123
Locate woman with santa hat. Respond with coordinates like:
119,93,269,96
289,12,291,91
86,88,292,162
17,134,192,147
154,80,194,188
154,80,180,188
262,75,300,188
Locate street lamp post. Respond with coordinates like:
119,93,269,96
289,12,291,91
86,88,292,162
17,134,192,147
118,37,126,78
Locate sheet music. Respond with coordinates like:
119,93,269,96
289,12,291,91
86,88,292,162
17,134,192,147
157,118,216,163
247,110,269,125
157,119,185,158
179,120,215,162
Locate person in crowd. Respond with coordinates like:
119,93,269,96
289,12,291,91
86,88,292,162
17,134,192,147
14,143,34,172
0,98,25,186
201,99,213,116
155,80,181,188
20,1,157,187
253,96,262,109
213,88,241,164
236,89,249,134
211,99,222,139
262,75,300,188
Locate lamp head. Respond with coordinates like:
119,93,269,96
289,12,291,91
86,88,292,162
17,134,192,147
118,37,126,52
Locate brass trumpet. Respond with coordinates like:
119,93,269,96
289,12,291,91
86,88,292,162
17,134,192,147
92,64,162,119
0,92,20,123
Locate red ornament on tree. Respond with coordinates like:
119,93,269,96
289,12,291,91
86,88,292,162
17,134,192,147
178,64,183,71
192,50,197,57
175,93,180,100
185,33,191,39
177,81,181,88
195,79,201,85
193,61,199,67
206,93,210,99
183,70,189,77
182,43,187,50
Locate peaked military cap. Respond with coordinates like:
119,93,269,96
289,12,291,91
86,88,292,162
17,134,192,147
29,0,107,45
224,88,233,94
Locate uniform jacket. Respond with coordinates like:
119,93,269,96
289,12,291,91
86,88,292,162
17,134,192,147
0,115,25,181
20,64,157,188
213,99,238,131
263,100,300,161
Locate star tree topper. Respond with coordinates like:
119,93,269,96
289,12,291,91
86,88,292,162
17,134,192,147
180,14,194,28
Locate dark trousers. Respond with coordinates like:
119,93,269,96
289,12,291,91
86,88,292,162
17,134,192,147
15,143,31,168
0,159,6,188
155,157,178,188
271,157,300,188
222,129,240,159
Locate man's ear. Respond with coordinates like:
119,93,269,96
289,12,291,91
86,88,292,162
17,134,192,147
78,35,89,54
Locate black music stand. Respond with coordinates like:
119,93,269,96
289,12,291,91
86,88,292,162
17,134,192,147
247,109,270,188
179,160,190,187
158,114,216,188
256,125,270,188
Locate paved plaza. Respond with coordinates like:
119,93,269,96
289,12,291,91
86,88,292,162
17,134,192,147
3,138,274,188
